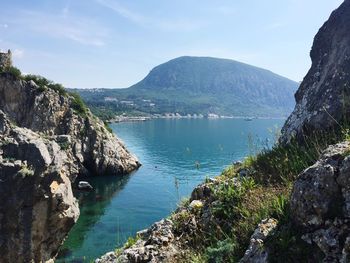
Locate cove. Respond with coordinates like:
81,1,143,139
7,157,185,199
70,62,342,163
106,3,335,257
57,118,284,262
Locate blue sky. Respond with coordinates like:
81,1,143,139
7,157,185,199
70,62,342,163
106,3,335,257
0,0,343,88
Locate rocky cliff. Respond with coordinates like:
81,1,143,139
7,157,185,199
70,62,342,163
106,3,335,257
281,0,350,143
0,73,140,262
290,142,350,262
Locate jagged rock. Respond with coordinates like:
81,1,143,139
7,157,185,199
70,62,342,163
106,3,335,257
240,218,278,263
0,113,79,262
291,142,349,229
78,181,93,191
0,73,140,263
291,142,350,262
0,110,10,134
280,0,350,143
0,74,140,178
190,182,213,201
95,252,118,263
96,219,179,263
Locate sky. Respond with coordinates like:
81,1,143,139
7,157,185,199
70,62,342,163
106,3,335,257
0,0,344,88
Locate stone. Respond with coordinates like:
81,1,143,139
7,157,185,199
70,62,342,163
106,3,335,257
96,219,179,263
291,142,349,229
189,200,204,211
0,71,141,262
240,218,278,263
95,252,118,263
78,181,93,191
290,142,350,262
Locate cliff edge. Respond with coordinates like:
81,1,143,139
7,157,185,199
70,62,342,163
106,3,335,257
0,72,140,262
281,0,350,143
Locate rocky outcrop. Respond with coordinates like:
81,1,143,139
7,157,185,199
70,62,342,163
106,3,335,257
280,0,350,143
240,219,278,263
290,142,350,262
0,74,140,178
0,73,140,262
95,219,179,263
0,111,79,262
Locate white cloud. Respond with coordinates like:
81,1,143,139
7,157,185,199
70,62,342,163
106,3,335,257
95,0,205,32
96,0,145,24
0,24,8,29
5,10,108,47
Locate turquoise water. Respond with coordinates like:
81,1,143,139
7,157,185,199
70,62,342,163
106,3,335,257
57,118,284,262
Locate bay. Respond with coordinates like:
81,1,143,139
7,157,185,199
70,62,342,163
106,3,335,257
58,118,284,262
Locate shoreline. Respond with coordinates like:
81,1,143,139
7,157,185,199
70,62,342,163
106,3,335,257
106,115,288,123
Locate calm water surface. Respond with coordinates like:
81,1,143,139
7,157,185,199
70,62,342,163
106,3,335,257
58,118,284,262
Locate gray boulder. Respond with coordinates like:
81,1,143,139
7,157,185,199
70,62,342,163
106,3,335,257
290,142,350,262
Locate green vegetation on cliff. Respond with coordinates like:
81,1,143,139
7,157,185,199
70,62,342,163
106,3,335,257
129,123,348,263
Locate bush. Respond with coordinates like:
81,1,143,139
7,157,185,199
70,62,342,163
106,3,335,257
23,74,68,96
69,92,88,117
0,66,22,79
104,121,113,133
206,238,237,263
17,165,35,177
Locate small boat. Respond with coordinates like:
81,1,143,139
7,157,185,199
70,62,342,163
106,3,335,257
244,117,253,121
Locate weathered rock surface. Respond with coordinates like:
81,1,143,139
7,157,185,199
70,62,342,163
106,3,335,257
240,218,278,263
0,73,140,263
95,219,179,263
291,142,350,262
0,111,80,262
0,74,140,178
280,0,350,143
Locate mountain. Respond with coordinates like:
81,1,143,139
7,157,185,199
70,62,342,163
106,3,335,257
76,57,299,119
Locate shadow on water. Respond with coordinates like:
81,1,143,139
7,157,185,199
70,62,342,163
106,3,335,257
56,174,132,262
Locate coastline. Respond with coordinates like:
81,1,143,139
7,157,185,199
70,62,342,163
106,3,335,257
106,114,288,123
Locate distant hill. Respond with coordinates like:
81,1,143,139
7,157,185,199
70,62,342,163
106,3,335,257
75,56,299,119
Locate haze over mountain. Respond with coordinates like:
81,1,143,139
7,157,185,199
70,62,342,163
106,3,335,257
76,56,299,119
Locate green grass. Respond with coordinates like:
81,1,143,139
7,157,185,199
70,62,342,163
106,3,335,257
170,124,350,262
103,121,113,133
23,74,68,96
69,92,88,117
0,66,22,79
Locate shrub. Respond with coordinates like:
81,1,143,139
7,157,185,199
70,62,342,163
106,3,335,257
69,92,88,117
58,141,70,150
17,165,35,177
104,121,113,133
124,236,139,249
0,66,22,79
23,74,68,96
206,238,237,263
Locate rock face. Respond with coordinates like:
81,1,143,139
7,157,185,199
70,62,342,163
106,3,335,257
290,142,350,262
95,219,179,263
240,219,278,263
0,74,140,263
0,74,140,178
0,111,80,262
280,0,350,143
